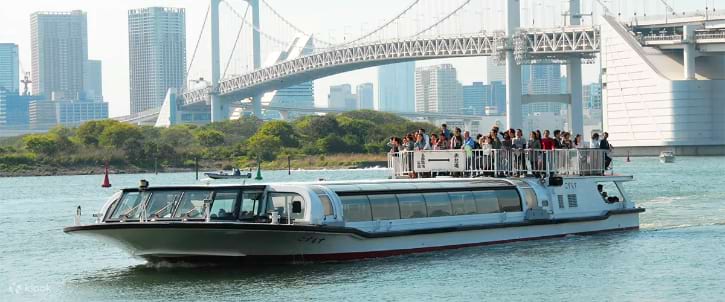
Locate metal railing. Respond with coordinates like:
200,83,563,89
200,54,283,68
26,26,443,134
387,149,608,178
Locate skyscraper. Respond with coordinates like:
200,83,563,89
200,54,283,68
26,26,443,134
521,64,562,114
128,7,186,114
415,64,463,114
30,10,88,99
462,82,489,115
84,60,103,101
356,83,374,110
328,84,357,111
377,62,415,112
0,44,19,93
486,58,505,83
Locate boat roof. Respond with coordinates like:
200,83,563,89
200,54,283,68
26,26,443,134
122,175,632,192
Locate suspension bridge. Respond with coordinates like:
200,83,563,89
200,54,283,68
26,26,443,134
122,0,725,138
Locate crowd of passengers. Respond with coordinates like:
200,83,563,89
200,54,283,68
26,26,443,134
388,124,614,177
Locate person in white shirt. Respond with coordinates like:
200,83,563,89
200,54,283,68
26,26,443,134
590,133,600,149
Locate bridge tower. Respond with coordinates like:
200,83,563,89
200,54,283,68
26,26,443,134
567,0,584,136
505,0,522,130
210,0,262,122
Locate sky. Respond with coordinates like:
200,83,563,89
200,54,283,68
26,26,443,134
0,0,716,117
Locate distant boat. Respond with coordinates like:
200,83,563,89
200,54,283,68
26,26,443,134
204,169,252,179
659,151,675,163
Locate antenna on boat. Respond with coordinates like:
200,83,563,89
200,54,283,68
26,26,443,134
626,151,631,162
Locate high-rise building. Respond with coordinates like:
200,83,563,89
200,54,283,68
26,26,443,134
84,60,103,101
462,82,489,115
489,80,506,114
0,44,19,93
128,7,186,114
377,62,415,112
356,83,374,110
0,92,43,127
415,64,463,114
486,58,505,83
30,10,88,99
583,83,602,109
521,64,562,114
28,98,107,129
328,84,357,111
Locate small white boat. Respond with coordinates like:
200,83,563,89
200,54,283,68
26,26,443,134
65,149,643,263
204,169,252,179
659,151,675,163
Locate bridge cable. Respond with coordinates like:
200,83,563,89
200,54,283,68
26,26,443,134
223,2,250,79
412,0,471,37
222,1,312,51
337,0,421,46
185,3,211,89
258,0,334,46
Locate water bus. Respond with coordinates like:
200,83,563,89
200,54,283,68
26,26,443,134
64,149,643,262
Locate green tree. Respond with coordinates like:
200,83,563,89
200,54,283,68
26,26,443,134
23,134,59,156
75,120,116,146
257,120,298,147
245,133,281,161
194,129,225,147
99,123,144,150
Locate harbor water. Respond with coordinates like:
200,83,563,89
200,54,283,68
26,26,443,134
2,157,725,301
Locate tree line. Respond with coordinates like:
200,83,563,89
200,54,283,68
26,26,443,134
0,110,436,172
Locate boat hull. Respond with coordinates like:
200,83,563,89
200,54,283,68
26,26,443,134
65,210,641,262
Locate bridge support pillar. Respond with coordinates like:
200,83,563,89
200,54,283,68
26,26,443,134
210,0,223,122
251,0,263,117
683,25,697,80
505,0,522,130
568,0,584,136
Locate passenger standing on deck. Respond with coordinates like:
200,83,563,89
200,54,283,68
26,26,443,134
450,128,463,149
430,134,439,150
600,132,613,169
541,130,556,175
529,131,541,176
591,133,601,149
513,129,527,175
441,124,452,140
553,130,563,149
438,133,449,150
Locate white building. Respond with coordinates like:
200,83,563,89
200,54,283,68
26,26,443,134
0,43,19,93
31,10,88,99
601,15,725,153
128,7,186,114
415,64,463,114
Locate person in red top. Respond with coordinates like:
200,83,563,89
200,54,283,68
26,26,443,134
540,130,556,150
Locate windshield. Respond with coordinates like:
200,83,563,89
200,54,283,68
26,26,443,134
109,191,150,220
174,190,212,219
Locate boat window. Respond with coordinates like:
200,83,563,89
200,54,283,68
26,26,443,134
449,192,477,215
267,192,306,220
424,192,452,217
498,190,523,212
472,191,500,214
340,195,372,222
239,190,264,220
210,191,239,220
522,188,538,209
173,190,211,219
319,195,334,216
597,182,625,203
110,191,149,220
396,193,427,218
368,194,401,220
145,191,183,219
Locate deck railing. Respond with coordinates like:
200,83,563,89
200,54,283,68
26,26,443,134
387,149,608,178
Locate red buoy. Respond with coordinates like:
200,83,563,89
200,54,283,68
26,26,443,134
102,161,112,188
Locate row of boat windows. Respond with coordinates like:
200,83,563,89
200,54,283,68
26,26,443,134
107,190,304,221
338,189,523,222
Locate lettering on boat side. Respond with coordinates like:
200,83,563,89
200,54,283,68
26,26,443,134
565,183,577,190
298,236,326,244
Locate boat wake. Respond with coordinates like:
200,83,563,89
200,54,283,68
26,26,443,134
640,221,725,232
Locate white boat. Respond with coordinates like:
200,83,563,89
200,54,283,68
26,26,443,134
659,151,675,163
64,149,643,263
204,169,252,179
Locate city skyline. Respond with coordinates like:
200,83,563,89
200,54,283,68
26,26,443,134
0,0,664,117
